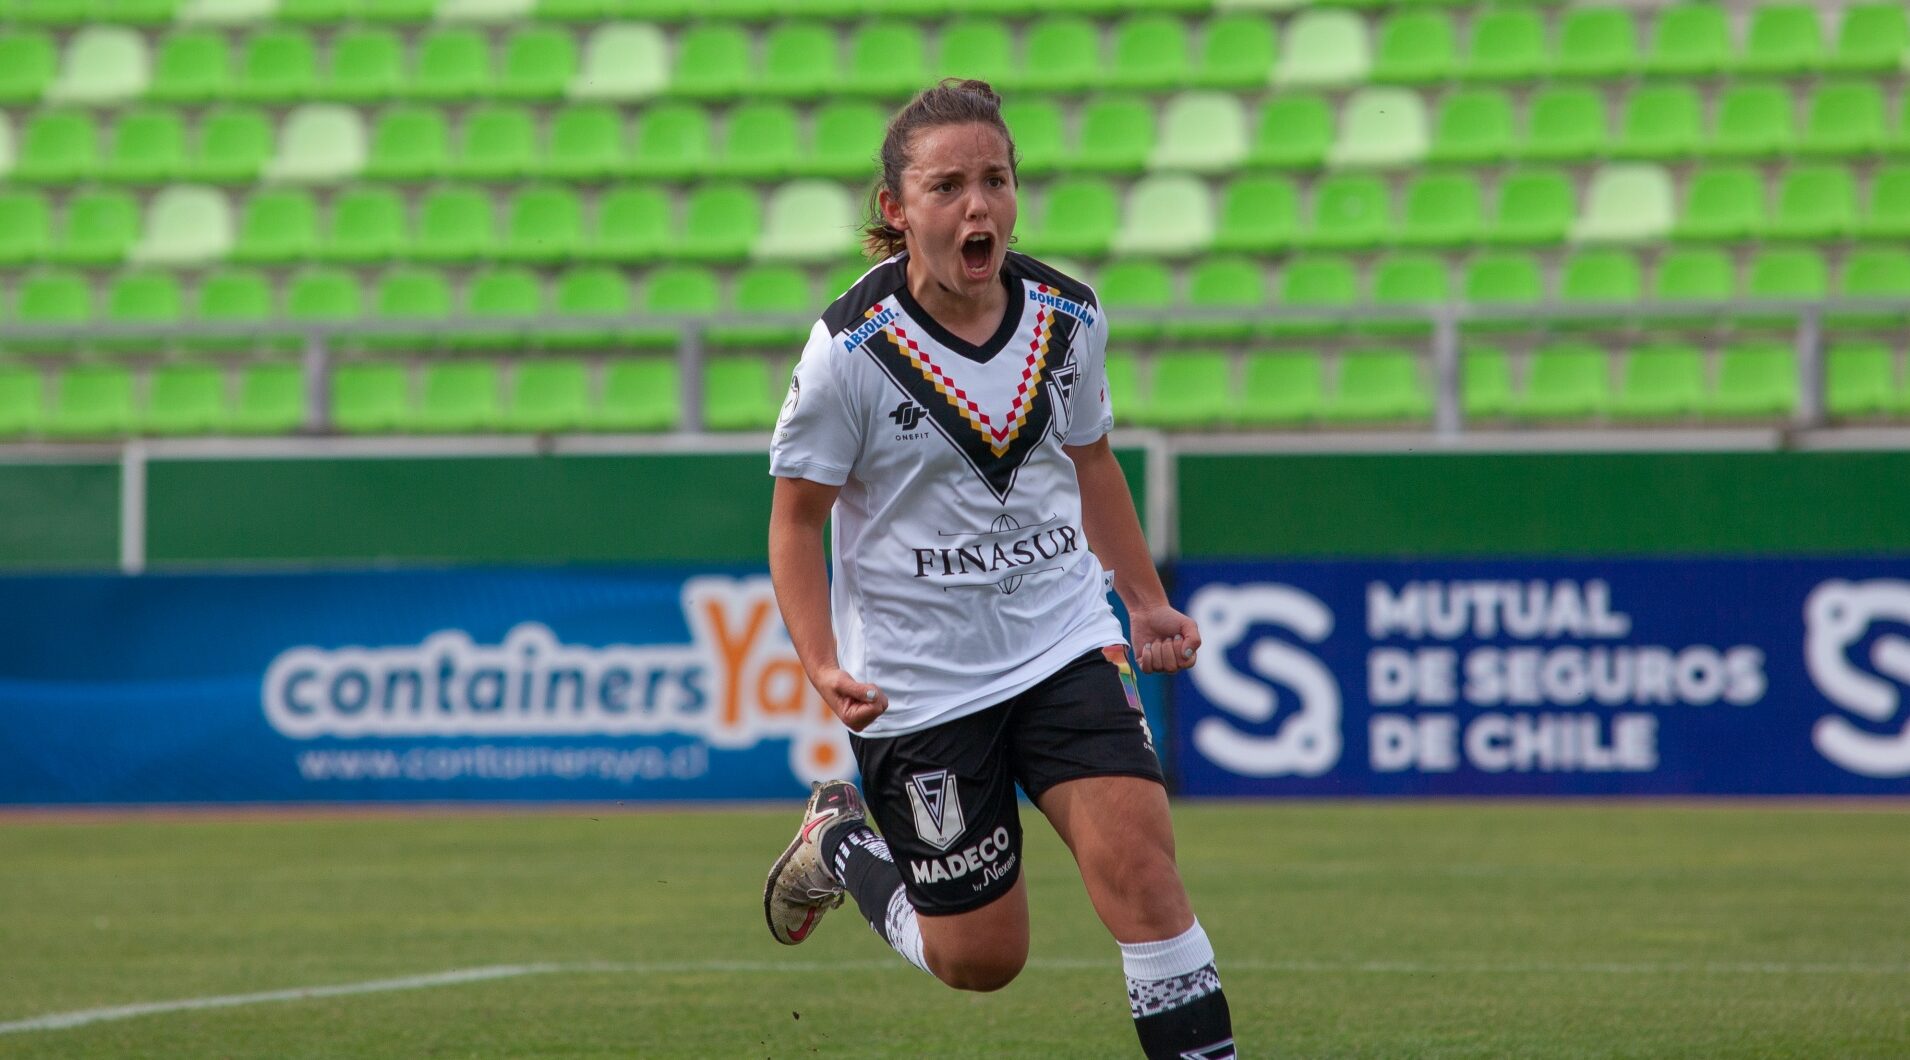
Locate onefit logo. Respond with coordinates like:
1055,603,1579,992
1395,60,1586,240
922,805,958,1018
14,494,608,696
1186,584,1341,777
889,400,926,432
1805,579,1910,778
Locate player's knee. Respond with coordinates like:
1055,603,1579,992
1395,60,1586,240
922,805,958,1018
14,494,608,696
1097,852,1188,926
933,949,1026,992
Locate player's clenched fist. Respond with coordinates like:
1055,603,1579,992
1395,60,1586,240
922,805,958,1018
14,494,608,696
814,666,889,731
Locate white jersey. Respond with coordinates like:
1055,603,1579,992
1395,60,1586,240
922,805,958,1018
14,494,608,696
769,251,1126,737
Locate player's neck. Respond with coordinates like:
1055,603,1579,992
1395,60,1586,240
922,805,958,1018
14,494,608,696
906,256,1009,348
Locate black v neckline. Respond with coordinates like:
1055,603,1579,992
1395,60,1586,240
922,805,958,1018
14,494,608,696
891,253,1024,365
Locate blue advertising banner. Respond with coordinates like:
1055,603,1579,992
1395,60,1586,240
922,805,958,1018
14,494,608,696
1173,559,1910,796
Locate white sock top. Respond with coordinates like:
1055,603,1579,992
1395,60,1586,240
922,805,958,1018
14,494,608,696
1118,919,1215,983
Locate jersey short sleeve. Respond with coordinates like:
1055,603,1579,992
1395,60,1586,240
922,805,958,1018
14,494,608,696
770,321,863,486
1063,291,1115,446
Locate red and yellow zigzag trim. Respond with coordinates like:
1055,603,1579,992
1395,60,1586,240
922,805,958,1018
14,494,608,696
877,286,1055,457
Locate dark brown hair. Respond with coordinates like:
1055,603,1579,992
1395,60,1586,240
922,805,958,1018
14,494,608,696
862,78,1020,261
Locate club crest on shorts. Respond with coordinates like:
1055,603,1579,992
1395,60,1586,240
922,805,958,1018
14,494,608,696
905,769,965,851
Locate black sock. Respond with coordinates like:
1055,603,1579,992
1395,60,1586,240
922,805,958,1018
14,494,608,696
1130,965,1235,1060
819,822,905,938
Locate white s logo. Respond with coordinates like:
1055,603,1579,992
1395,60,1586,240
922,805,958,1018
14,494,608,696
1187,584,1341,777
1805,580,1910,778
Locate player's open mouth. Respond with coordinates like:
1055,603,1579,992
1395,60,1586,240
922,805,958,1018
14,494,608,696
961,233,994,279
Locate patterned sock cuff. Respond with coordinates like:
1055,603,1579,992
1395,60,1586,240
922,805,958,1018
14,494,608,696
1127,963,1223,1020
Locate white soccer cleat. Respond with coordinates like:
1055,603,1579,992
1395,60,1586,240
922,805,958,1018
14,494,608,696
763,779,866,946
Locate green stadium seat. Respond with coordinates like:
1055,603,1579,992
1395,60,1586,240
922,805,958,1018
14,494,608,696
1650,247,1734,330
1742,247,1828,330
1076,95,1155,173
1152,92,1248,174
458,104,537,180
1108,14,1189,91
12,110,97,184
1522,85,1606,162
1401,173,1483,247
134,184,232,265
1001,99,1065,176
12,270,91,354
1021,178,1118,258
1167,257,1263,343
1647,4,1731,75
104,108,187,183
1017,17,1101,94
1617,84,1701,160
1104,354,1148,424
47,26,149,106
1097,259,1173,343
1574,164,1675,244
1248,94,1331,169
191,267,277,353
1769,165,1858,240
6,0,87,24
1836,246,1910,328
497,25,576,100
592,184,672,262
112,0,184,23
1739,5,1824,74
542,266,630,348
1115,175,1212,258
0,191,52,265
1830,5,1910,73
711,265,810,349
1825,344,1897,416
1139,352,1231,428
235,29,316,103
149,7,239,55
0,115,15,180
1324,350,1430,422
457,266,544,349
1373,11,1457,83
178,0,279,23
286,267,363,327
101,270,183,356
1429,89,1514,164
630,102,712,180
1271,255,1357,337
415,185,494,263
1213,176,1300,252
1862,164,1910,239
935,19,1014,85
1801,81,1888,157
1676,166,1766,241
1707,343,1797,418
670,24,751,100
501,359,589,433
1276,10,1368,88
1489,169,1573,245
704,356,779,431
0,366,44,439
543,104,624,179
412,28,490,100
366,267,454,351
1462,347,1512,419
441,0,539,23
1303,173,1392,250
593,358,677,431
267,105,366,183
717,101,800,180
1462,251,1543,331
1238,352,1322,425
503,186,583,263
323,186,406,263
1559,249,1642,329
1366,253,1448,337
1517,343,1608,419
845,21,929,97
1465,8,1546,82
634,264,716,349
331,362,409,434
1707,82,1794,158
1192,13,1276,89
809,102,885,181
1555,7,1637,79
366,105,451,181
45,366,135,439
412,362,502,433
327,27,403,102
144,364,227,436
761,22,835,100
1331,87,1428,169
683,182,761,263
1893,94,1910,156
571,22,668,100
55,189,139,265
190,105,272,183
756,181,857,263
1612,343,1704,419
0,31,57,103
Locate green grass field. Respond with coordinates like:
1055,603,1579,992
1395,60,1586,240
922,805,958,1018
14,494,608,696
1,802,1906,1058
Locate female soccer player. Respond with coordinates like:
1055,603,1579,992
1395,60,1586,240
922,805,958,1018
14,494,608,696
762,80,1235,1060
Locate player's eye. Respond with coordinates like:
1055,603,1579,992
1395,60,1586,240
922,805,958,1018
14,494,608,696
934,182,956,194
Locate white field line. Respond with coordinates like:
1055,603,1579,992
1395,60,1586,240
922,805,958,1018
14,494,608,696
4,957,1908,1036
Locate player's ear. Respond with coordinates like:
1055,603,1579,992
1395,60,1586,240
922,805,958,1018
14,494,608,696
878,186,908,234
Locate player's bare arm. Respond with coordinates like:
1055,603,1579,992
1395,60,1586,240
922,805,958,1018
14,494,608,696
1066,436,1201,676
767,475,888,732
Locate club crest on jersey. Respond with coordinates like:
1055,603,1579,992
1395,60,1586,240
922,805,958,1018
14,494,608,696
905,769,965,851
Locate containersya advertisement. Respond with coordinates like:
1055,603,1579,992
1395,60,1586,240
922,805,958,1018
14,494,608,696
1174,559,1910,796
0,570,853,803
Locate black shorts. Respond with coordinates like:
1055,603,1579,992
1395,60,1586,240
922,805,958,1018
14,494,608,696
850,646,1164,917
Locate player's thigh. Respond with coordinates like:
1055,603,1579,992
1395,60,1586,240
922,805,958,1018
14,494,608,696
915,872,1030,989
1036,775,1193,942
